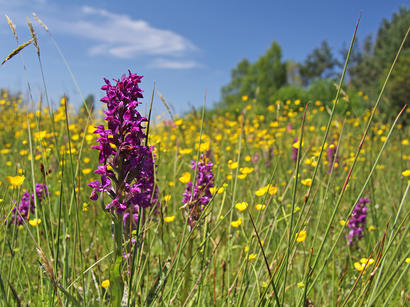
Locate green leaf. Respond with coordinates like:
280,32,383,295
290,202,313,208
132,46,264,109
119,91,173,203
110,256,124,307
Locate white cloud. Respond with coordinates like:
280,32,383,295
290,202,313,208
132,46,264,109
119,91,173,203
151,58,200,69
0,3,200,67
56,6,197,59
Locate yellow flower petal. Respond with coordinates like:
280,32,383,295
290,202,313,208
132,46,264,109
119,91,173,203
29,218,41,226
301,179,312,187
231,218,242,228
255,204,266,210
295,230,307,242
162,195,171,202
354,262,365,271
7,175,25,187
235,202,248,212
402,170,410,177
179,172,191,184
164,216,175,223
248,253,257,261
82,168,92,175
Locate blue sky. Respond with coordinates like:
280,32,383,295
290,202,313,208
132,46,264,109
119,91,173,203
0,0,406,118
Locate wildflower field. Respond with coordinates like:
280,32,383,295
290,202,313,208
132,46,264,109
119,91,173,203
0,13,409,307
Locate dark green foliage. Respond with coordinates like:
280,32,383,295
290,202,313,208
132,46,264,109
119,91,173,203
271,86,308,104
220,42,286,107
349,7,410,114
220,58,252,107
253,42,287,103
219,7,408,118
307,79,337,104
300,40,340,86
386,49,410,115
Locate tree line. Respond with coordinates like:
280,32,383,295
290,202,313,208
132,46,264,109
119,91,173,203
218,7,409,117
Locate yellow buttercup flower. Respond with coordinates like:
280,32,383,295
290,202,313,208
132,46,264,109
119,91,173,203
248,253,257,261
7,175,25,187
101,280,110,288
180,148,193,155
82,203,89,212
292,141,304,149
240,167,254,175
162,195,171,202
360,258,375,265
255,186,269,196
354,258,375,272
402,170,410,177
29,218,41,226
295,230,307,242
235,202,248,212
179,172,191,184
237,173,247,180
255,203,266,210
301,179,312,187
82,168,92,175
209,187,225,195
268,185,278,195
255,184,277,196
228,160,239,169
354,262,365,271
231,218,242,228
164,216,175,223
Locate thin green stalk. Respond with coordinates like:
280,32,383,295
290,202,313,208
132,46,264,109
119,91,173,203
281,104,307,304
182,237,194,303
381,258,409,307
227,113,244,305
367,181,409,305
302,104,407,303
166,92,208,303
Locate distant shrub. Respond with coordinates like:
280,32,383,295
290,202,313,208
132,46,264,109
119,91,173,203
307,79,336,104
271,86,309,105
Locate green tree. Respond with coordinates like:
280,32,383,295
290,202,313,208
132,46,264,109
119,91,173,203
219,41,287,108
386,49,410,115
349,7,409,114
253,41,287,104
300,40,339,86
220,58,252,107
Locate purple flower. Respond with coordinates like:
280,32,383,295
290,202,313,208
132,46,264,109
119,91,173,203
327,143,339,173
347,198,370,246
291,138,298,162
89,71,159,228
6,184,49,225
183,153,214,230
252,153,259,164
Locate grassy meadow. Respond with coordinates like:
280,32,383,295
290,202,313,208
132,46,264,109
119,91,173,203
0,15,409,307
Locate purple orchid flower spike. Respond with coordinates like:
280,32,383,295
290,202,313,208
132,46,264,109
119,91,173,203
89,71,159,229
